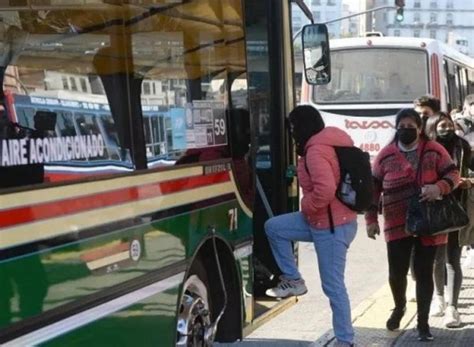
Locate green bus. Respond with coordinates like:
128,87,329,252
0,0,318,345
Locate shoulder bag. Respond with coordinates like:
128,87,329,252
405,144,469,237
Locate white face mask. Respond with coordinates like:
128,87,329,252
455,130,464,137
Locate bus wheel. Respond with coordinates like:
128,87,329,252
176,261,212,347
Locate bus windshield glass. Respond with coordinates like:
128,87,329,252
313,48,428,104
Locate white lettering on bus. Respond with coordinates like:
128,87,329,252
49,138,57,162
79,136,89,159
30,139,38,164
42,138,50,162
2,140,10,166
0,135,107,167
66,137,73,160
97,135,104,157
12,140,21,166
20,139,28,165
36,138,43,163
87,136,93,158
73,136,81,159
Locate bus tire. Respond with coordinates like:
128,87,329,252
176,259,212,347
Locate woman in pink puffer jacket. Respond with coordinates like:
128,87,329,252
265,105,357,347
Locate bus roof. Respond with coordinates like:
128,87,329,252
329,37,474,68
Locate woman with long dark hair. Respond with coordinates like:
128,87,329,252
265,105,358,347
365,109,460,342
424,112,471,327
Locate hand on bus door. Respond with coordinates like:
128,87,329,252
366,223,380,240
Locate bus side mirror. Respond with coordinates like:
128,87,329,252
302,24,331,85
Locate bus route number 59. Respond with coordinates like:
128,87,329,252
213,111,227,145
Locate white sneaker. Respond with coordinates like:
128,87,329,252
430,295,446,317
265,278,308,298
444,306,461,328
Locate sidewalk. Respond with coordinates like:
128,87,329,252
321,258,474,347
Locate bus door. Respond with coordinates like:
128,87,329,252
245,0,297,300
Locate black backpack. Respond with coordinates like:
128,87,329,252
304,146,374,213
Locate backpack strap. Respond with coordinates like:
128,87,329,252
304,151,335,233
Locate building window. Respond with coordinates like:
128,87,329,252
80,78,87,92
143,82,151,95
446,1,453,9
327,0,336,5
62,76,69,90
430,13,437,23
312,0,321,5
430,30,436,39
446,13,453,25
69,77,77,91
430,1,437,9
414,12,420,22
394,29,401,37
414,29,420,38
414,1,421,9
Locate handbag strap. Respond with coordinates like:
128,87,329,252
415,141,427,188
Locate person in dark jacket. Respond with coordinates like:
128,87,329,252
425,112,471,327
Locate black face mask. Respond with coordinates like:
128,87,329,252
397,128,418,145
437,130,455,141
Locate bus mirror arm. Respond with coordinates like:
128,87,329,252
203,225,228,345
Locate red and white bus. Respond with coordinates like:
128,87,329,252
301,37,474,156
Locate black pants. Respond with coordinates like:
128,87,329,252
387,237,438,328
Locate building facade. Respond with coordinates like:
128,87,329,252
370,0,474,56
292,0,344,38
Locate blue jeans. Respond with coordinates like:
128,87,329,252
265,212,357,345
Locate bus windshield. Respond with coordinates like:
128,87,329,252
313,48,429,104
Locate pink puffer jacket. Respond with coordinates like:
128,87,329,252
298,127,357,229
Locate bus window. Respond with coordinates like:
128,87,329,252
469,70,474,94
446,60,461,109
165,117,173,152
129,1,233,166
158,115,165,144
56,111,77,137
313,48,428,104
444,60,451,110
459,67,469,104
101,115,119,146
150,115,162,155
143,116,153,157
97,114,122,161
75,113,101,136
15,107,36,129
1,17,135,187
143,114,164,159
